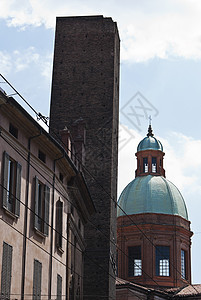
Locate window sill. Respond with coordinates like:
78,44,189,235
3,207,18,219
34,227,46,239
57,245,64,254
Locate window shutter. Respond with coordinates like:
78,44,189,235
33,259,42,300
57,274,62,300
2,151,9,209
60,201,63,248
1,242,13,299
44,185,50,236
15,162,22,217
34,176,39,230
56,200,63,248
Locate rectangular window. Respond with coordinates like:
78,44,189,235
57,274,62,300
156,246,170,276
152,157,157,173
56,199,63,249
128,246,142,277
2,151,21,217
1,242,13,300
9,123,18,139
34,177,50,236
38,150,46,163
33,259,42,300
143,157,148,173
181,249,186,279
59,172,63,183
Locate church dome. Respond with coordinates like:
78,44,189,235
117,175,188,220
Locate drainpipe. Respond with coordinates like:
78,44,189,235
21,130,42,300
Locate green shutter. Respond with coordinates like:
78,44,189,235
2,151,9,209
34,176,39,230
43,185,50,236
33,259,42,300
1,242,13,299
57,274,62,300
15,162,22,217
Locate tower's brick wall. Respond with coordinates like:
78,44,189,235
49,16,120,300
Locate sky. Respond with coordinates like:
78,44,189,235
0,0,201,284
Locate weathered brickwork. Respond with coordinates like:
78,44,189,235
50,16,120,300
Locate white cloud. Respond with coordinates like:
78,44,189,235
0,51,12,75
1,0,201,61
0,48,52,80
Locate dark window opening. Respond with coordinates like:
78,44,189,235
2,151,21,217
59,172,63,183
156,246,170,276
128,246,142,277
152,157,157,173
9,123,18,138
57,274,62,300
143,157,148,173
181,249,187,279
56,199,63,249
38,150,46,163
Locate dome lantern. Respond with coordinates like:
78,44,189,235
135,126,165,177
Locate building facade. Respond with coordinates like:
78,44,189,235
0,89,95,300
49,16,120,300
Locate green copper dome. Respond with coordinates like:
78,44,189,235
117,175,188,220
137,125,163,152
137,136,163,152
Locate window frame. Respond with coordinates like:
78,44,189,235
33,259,42,300
2,151,21,217
1,242,13,300
155,245,170,277
34,176,50,237
56,199,63,250
143,157,148,173
181,249,187,279
128,246,142,277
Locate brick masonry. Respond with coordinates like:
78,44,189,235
49,16,120,300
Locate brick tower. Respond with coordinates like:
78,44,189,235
49,16,120,299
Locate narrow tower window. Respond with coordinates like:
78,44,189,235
143,157,148,173
128,246,142,277
181,249,186,279
156,246,170,276
152,157,157,173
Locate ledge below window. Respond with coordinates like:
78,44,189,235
34,227,46,239
3,207,18,220
56,245,64,254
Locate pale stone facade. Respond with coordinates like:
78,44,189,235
0,89,95,300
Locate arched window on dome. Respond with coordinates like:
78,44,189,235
143,157,148,173
152,157,157,173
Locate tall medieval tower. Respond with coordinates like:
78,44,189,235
49,16,120,299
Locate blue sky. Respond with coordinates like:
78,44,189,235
0,0,201,284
